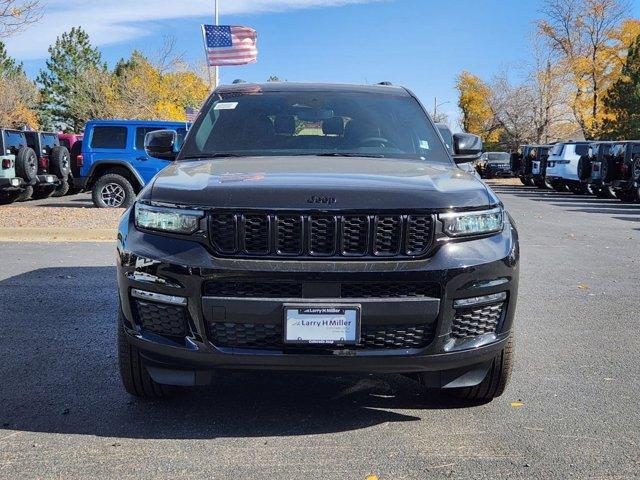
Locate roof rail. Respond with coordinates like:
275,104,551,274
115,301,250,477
377,81,393,86
232,79,246,84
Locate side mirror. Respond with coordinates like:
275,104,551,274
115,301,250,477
144,130,178,161
453,133,483,164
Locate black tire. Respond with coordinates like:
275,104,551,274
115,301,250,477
51,178,70,197
49,146,71,179
617,189,638,203
66,173,83,195
0,190,21,204
633,157,640,182
577,157,591,181
15,147,38,184
449,336,514,401
92,173,136,208
568,182,587,195
31,185,56,200
16,185,33,202
595,185,617,199
118,315,174,398
601,157,615,183
553,182,570,192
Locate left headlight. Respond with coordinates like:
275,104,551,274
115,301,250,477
439,206,504,237
134,203,204,234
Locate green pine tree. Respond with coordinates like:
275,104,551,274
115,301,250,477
37,27,106,132
0,42,24,76
601,34,640,140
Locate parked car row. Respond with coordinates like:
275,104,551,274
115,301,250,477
509,140,640,202
0,120,187,208
0,129,73,204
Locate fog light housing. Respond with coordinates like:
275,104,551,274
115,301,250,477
453,291,507,308
131,288,187,306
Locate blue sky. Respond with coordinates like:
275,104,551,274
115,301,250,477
8,0,640,128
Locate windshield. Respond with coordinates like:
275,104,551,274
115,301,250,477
181,90,450,163
487,152,509,162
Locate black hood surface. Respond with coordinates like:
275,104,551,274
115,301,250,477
148,156,498,210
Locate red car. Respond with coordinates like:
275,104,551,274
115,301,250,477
58,133,83,195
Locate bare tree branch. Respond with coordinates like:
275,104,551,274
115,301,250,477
0,0,42,38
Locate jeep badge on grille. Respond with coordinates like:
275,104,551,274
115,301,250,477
307,195,336,205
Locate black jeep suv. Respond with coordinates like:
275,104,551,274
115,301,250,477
117,83,519,402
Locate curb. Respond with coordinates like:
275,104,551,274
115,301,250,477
0,228,116,242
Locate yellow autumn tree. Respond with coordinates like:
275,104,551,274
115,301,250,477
538,0,637,138
455,71,499,142
68,49,209,126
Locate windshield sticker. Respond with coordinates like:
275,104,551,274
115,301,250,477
214,102,239,110
419,140,430,150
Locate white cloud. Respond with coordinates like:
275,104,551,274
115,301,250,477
5,0,380,60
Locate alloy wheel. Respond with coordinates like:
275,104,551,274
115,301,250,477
100,183,126,207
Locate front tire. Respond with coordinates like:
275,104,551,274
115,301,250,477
92,173,136,208
118,315,175,399
450,336,514,401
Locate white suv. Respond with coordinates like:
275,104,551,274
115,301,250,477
545,142,591,194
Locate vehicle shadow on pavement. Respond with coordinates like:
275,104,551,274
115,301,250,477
0,267,472,441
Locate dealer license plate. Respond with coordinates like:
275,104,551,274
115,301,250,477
284,306,360,345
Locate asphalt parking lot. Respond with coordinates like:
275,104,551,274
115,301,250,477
1,183,639,480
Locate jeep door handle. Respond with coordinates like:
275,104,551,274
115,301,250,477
136,156,148,161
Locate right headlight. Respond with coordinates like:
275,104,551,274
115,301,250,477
134,203,204,234
439,207,504,237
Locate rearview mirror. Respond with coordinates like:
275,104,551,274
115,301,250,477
144,130,178,161
453,133,483,164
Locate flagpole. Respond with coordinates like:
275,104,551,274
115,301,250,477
213,0,219,89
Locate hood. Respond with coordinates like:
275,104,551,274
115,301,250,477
148,156,498,210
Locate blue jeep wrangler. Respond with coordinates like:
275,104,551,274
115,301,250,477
76,120,187,208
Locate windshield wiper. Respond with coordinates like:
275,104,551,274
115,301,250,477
315,152,386,158
182,153,246,159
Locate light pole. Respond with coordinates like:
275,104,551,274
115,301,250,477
433,98,451,120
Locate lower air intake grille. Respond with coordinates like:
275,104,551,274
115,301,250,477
202,280,438,299
133,300,187,337
203,281,303,298
451,303,504,339
208,322,434,350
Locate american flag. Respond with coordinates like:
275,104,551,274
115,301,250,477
185,106,198,122
202,25,258,66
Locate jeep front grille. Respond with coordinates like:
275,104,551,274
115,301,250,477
209,211,434,259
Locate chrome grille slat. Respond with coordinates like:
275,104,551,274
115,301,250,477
208,212,434,259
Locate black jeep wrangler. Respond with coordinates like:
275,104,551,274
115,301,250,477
116,83,519,402
605,141,640,203
24,131,70,199
0,129,57,203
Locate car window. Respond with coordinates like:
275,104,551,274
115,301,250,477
183,90,450,163
91,126,128,149
487,152,509,162
3,130,27,153
40,133,59,152
136,127,165,150
631,144,640,155
574,144,589,156
550,144,564,156
59,139,71,149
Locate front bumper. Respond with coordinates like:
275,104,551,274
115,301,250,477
117,208,519,382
